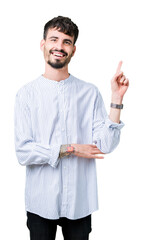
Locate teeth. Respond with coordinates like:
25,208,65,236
52,52,64,57
55,53,63,57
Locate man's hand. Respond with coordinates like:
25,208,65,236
71,144,104,159
109,61,129,123
111,61,129,103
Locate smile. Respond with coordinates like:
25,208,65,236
50,51,67,58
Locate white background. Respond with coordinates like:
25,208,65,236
0,0,142,239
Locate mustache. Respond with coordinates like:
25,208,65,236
49,49,68,56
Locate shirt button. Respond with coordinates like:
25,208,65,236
58,90,63,94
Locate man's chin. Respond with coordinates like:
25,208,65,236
47,60,67,69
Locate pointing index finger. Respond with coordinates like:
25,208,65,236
116,61,123,74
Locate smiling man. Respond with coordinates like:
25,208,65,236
41,23,76,79
44,30,75,69
14,16,129,240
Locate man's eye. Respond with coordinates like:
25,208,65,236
65,41,71,45
51,39,56,42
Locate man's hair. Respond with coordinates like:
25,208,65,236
43,16,79,45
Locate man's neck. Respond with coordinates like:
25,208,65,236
43,63,70,82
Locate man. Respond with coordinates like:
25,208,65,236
14,16,129,240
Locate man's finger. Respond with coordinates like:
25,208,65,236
95,156,104,159
92,150,105,154
116,61,123,74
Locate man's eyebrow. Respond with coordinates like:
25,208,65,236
64,39,73,44
49,36,58,39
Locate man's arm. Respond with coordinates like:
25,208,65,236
59,144,104,159
14,89,61,168
109,61,129,123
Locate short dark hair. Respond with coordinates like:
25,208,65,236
43,16,79,45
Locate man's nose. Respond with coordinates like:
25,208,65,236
55,40,64,50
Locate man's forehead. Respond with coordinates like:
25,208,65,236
46,28,74,41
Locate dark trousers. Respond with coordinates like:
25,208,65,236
27,211,92,240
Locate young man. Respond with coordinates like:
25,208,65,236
14,16,129,240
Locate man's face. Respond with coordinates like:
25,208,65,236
41,28,76,69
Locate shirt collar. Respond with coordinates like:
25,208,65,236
40,74,72,85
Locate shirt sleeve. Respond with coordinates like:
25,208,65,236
92,89,124,153
14,88,61,168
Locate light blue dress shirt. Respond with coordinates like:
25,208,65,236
14,74,124,220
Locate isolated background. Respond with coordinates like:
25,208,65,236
0,0,142,239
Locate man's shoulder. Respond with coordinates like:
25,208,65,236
72,75,99,92
16,75,41,97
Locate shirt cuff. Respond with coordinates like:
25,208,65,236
105,117,125,130
50,144,61,168
34,143,61,168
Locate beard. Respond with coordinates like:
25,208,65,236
47,56,72,69
44,48,73,69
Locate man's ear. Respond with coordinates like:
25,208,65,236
72,45,76,57
40,39,45,51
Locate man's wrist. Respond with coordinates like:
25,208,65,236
111,94,123,104
59,144,75,158
110,103,123,109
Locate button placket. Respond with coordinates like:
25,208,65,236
58,82,69,215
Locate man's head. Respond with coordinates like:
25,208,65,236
40,16,79,69
43,16,79,45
